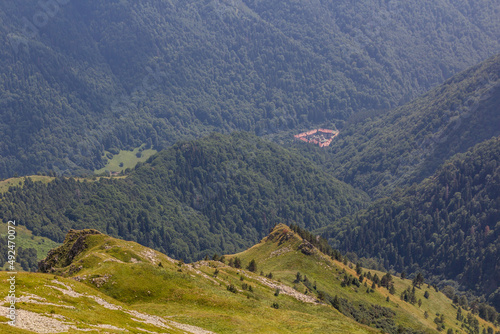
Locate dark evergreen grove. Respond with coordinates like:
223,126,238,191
323,136,500,310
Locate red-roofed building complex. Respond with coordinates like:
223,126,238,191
294,128,339,147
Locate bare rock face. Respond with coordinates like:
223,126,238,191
298,240,315,255
38,229,102,274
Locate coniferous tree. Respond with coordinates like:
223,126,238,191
412,273,424,288
247,259,257,273
457,307,463,321
355,262,362,276
381,272,393,289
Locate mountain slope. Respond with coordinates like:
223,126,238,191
1,228,379,334
1,0,499,177
227,224,498,333
0,132,368,262
322,136,500,309
321,53,500,197
4,226,497,333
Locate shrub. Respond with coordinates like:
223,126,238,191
227,284,237,293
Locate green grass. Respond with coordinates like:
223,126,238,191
0,272,187,334
82,235,376,333
0,222,60,262
0,176,55,194
1,230,377,333
2,226,497,334
229,224,499,334
94,145,157,174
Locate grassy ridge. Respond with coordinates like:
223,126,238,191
1,229,376,333
0,176,55,194
229,224,499,334
2,226,497,333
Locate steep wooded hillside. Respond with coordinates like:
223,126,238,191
1,0,499,177
0,132,367,262
322,136,500,310
321,53,500,197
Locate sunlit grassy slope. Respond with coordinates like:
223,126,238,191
229,224,499,334
1,228,376,334
1,225,497,333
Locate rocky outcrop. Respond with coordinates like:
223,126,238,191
298,240,315,255
38,229,102,274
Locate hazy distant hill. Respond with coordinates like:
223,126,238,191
0,132,367,262
1,0,499,177
322,136,500,310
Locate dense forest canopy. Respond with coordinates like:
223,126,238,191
0,132,367,262
288,53,500,198
1,0,499,177
322,136,500,309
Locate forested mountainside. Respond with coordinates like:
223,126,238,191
322,136,500,309
1,0,499,177
300,53,500,198
0,132,367,262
